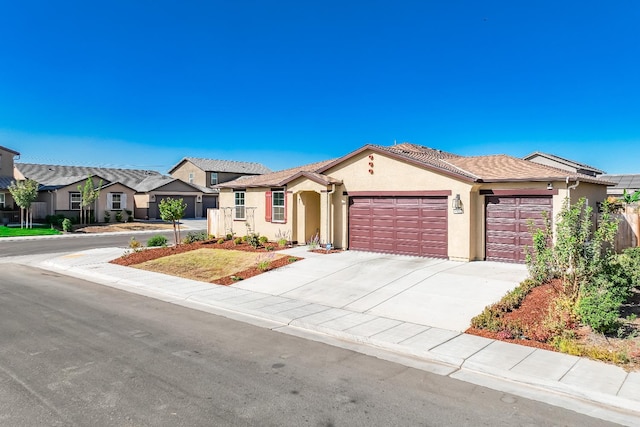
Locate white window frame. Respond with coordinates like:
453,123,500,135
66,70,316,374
0,193,5,208
234,191,245,220
70,192,82,210
272,189,285,222
109,193,122,210
210,172,218,186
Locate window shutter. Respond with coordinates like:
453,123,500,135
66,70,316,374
265,191,272,222
121,193,127,209
107,193,113,210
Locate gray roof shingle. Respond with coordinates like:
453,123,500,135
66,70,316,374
171,157,272,175
15,163,171,192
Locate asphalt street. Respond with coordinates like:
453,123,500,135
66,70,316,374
0,263,617,426
0,230,177,257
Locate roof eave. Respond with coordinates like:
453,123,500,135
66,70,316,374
316,144,477,183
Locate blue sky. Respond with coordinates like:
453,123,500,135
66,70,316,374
1,1,638,174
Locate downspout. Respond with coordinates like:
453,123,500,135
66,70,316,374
326,184,336,247
567,177,580,205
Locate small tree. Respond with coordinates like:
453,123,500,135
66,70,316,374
78,176,102,225
158,197,187,245
8,179,39,229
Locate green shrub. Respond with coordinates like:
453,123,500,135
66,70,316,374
183,231,208,244
233,237,242,245
115,210,123,222
226,233,234,240
259,235,269,244
617,247,640,289
147,235,168,247
217,238,224,244
277,238,288,247
125,209,134,222
104,211,111,223
257,260,270,271
245,233,261,249
62,218,72,232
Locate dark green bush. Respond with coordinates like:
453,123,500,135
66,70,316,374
115,210,123,222
104,211,111,223
62,218,72,232
147,235,168,247
245,233,261,249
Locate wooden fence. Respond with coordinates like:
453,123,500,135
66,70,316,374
612,206,639,252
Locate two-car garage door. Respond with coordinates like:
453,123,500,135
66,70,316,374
485,196,552,263
349,196,448,258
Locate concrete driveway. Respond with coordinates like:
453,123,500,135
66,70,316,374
233,249,528,332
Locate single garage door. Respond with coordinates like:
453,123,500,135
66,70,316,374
149,195,196,219
485,196,552,263
349,196,448,258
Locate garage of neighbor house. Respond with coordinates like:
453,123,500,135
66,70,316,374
213,143,611,263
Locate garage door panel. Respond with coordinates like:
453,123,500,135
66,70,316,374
486,196,552,263
349,196,448,258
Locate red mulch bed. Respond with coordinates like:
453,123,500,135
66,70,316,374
465,280,568,351
110,240,302,285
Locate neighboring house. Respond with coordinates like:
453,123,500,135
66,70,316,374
523,151,605,177
600,174,640,197
169,157,272,213
0,146,21,222
14,163,205,221
524,152,640,198
214,142,612,263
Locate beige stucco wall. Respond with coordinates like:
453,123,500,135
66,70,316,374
0,148,17,175
98,184,136,222
216,188,295,240
322,149,475,260
170,161,206,186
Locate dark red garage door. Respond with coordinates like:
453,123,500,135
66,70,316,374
349,196,448,258
485,196,552,263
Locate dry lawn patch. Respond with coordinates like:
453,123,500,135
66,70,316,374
133,248,283,282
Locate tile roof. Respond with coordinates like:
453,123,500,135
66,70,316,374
216,142,614,189
217,159,336,188
171,157,272,175
523,151,605,174
446,155,613,184
15,163,176,192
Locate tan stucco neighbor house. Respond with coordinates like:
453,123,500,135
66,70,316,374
14,163,205,221
213,143,612,263
0,145,21,223
169,157,272,213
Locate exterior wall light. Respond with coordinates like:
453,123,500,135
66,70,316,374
452,194,463,214
547,182,553,190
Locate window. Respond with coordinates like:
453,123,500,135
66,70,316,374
272,190,285,222
265,188,286,223
210,172,218,186
188,172,194,184
234,191,245,220
70,192,81,210
108,193,126,210
0,193,5,208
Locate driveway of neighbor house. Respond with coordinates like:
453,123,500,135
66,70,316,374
233,249,528,332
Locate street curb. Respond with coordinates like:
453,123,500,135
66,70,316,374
31,256,640,426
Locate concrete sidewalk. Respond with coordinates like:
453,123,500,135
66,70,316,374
17,247,640,426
